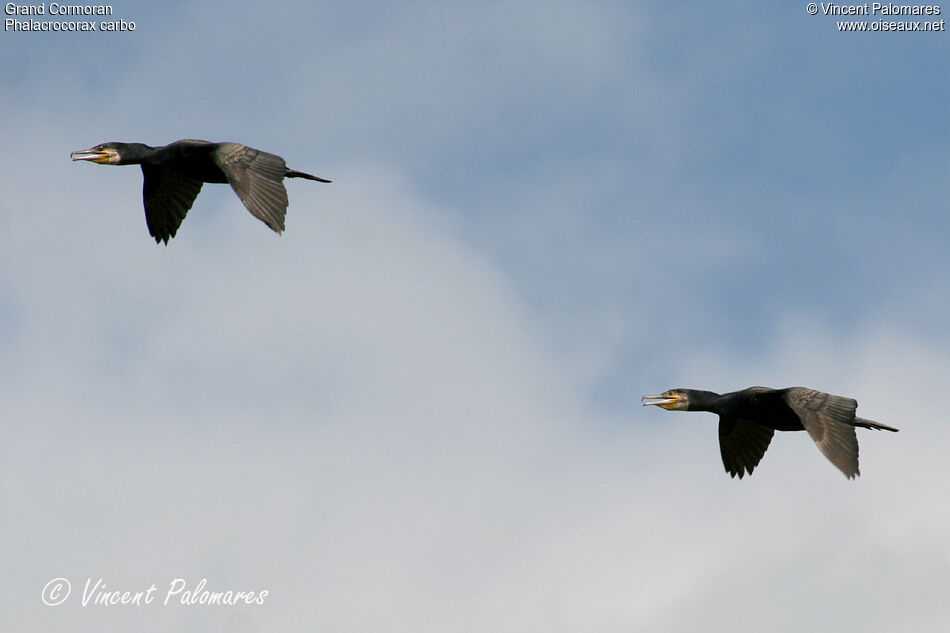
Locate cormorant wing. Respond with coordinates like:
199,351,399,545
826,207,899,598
142,164,203,244
784,388,860,478
718,416,774,479
213,143,290,234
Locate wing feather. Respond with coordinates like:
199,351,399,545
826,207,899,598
141,164,203,244
214,143,290,234
718,417,774,479
785,387,860,478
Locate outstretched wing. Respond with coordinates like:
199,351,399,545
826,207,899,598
142,164,203,244
214,143,290,234
784,387,860,479
718,416,774,479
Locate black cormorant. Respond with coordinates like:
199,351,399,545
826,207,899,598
641,387,897,479
71,139,331,244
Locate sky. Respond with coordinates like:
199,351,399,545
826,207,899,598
2,2,949,631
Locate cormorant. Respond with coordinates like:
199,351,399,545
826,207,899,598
641,387,898,479
71,139,331,244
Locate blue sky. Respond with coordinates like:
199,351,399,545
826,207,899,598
2,3,949,632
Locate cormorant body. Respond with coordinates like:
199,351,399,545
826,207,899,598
71,139,330,244
641,386,898,479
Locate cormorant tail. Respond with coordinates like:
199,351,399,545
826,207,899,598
854,417,899,432
285,169,331,183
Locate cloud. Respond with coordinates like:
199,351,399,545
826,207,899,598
0,161,584,632
4,152,943,633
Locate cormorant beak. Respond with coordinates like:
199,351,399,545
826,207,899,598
641,393,683,410
70,147,117,164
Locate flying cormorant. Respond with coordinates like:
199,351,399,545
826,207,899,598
71,139,330,243
641,387,897,479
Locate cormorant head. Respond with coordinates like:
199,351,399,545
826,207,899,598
641,389,691,411
71,142,152,165
71,142,124,165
